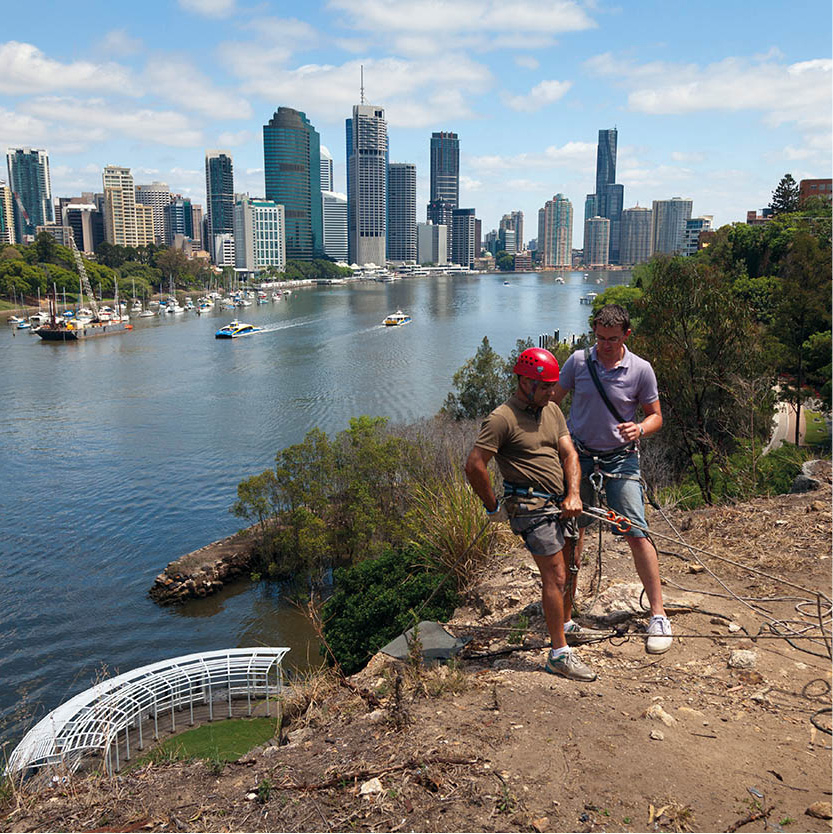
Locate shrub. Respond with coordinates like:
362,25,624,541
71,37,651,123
321,546,459,675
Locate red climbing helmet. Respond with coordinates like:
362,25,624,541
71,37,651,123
513,348,560,383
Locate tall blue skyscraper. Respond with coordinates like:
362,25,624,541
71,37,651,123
595,129,617,198
586,128,624,264
263,107,324,261
6,147,53,240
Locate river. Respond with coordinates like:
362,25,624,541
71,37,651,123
0,269,630,746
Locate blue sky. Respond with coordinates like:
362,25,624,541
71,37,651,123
2,0,831,245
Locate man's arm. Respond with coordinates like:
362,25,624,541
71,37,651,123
551,382,569,406
557,434,582,518
464,446,499,512
616,398,662,444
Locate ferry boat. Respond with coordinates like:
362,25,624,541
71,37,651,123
37,318,132,341
383,310,412,327
214,320,263,339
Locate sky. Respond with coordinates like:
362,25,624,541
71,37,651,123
1,0,831,246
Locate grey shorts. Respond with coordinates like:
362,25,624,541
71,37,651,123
509,510,566,556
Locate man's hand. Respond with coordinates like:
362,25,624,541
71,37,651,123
560,492,583,519
616,421,642,443
486,501,509,523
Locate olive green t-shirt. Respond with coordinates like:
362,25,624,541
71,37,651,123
474,394,569,496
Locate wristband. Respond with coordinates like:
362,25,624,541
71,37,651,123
485,501,501,515
638,424,645,438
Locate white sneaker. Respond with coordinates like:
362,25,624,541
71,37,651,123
646,616,673,654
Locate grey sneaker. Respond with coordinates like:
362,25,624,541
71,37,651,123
545,650,597,681
564,622,610,646
646,616,673,654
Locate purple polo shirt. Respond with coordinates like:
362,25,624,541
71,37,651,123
559,345,659,451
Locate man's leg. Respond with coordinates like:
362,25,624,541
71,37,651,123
626,534,666,618
532,550,569,649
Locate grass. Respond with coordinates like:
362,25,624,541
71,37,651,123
131,717,277,768
803,409,830,446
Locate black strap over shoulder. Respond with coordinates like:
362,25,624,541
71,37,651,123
584,347,625,423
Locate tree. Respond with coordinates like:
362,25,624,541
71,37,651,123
770,230,831,443
34,231,58,265
495,250,514,271
441,336,512,420
154,247,190,290
631,256,769,504
769,173,799,216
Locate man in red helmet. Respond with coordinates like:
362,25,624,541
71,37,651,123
465,347,596,681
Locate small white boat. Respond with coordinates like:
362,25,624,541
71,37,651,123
579,292,598,305
555,276,565,284
383,310,412,327
271,292,283,301
139,309,156,318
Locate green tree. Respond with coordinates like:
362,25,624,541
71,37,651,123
1,245,22,261
155,247,190,290
632,256,769,504
34,231,58,265
441,336,512,420
232,470,280,538
770,230,832,443
495,250,514,271
769,173,800,216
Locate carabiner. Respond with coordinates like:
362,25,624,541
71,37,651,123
615,517,632,533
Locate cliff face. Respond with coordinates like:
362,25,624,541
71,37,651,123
4,463,831,833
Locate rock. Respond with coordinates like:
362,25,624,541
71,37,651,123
644,704,676,726
531,817,550,832
688,563,706,574
791,461,822,493
728,623,741,633
649,729,664,741
360,777,383,796
806,802,832,820
287,727,312,744
587,583,704,623
246,792,258,801
366,709,387,724
807,500,828,512
729,649,758,669
676,706,704,718
750,689,771,704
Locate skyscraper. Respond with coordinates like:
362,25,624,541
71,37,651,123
103,166,155,247
417,222,447,265
387,163,416,262
430,132,459,207
0,181,15,245
586,129,624,263
538,194,573,268
683,215,713,256
205,151,234,261
427,198,454,258
346,103,388,266
135,182,170,245
620,206,652,265
451,208,476,268
320,145,334,192
163,198,194,246
651,198,693,255
584,216,610,267
499,211,524,252
322,191,348,262
263,107,324,260
6,147,53,240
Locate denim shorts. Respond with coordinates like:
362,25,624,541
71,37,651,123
509,510,566,556
577,448,648,538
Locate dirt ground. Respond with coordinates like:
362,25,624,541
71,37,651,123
3,463,831,833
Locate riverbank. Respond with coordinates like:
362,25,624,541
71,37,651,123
149,526,260,604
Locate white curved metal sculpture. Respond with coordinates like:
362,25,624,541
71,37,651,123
7,647,290,777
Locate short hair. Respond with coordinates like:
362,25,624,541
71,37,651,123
593,303,630,333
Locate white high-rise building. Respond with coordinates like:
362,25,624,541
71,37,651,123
584,216,610,267
213,233,235,267
346,103,388,266
136,182,170,244
538,195,572,268
233,196,285,273
0,181,15,245
320,145,334,192
322,190,348,262
651,197,693,255
620,206,652,265
417,222,447,265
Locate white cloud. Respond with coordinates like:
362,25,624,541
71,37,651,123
328,0,596,54
0,41,138,96
143,58,252,119
98,29,143,55
471,140,595,172
515,55,540,70
178,0,235,18
671,151,706,163
21,97,202,147
217,130,255,146
502,79,572,112
240,16,319,44
0,107,49,148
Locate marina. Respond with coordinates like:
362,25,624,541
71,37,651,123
0,269,630,749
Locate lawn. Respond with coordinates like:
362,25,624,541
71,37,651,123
804,409,831,447
133,716,278,768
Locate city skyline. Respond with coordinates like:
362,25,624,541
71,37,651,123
0,1,830,246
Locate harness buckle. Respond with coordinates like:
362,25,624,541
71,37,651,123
589,470,604,493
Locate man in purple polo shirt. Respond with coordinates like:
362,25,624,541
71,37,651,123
553,303,672,654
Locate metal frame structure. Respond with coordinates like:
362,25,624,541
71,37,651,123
6,647,290,777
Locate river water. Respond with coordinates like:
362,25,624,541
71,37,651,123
0,269,629,745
